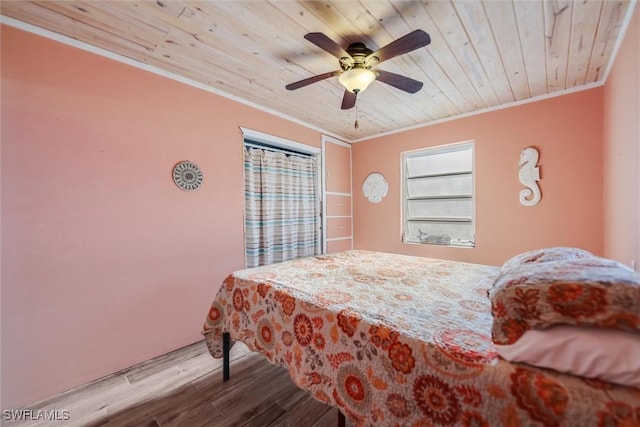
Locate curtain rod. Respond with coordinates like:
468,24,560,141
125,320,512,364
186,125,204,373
244,141,313,158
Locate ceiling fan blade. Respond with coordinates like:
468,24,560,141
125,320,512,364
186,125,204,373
286,71,340,91
375,70,424,93
366,30,431,64
305,32,352,61
341,90,357,110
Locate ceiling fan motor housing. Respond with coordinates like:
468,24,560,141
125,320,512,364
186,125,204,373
341,42,378,70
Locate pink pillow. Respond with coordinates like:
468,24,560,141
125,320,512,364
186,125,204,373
495,325,640,389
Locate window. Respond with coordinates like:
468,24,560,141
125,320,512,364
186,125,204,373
402,141,475,247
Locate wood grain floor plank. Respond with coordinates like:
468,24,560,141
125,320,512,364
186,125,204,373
209,366,298,427
122,343,207,385
311,408,345,427
279,393,336,427
237,402,287,427
4,340,351,427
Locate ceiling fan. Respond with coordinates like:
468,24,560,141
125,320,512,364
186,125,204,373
286,30,431,110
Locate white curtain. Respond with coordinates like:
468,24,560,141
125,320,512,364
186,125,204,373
244,146,318,268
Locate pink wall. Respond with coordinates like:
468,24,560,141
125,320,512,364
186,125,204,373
352,89,605,266
0,25,322,409
603,5,639,270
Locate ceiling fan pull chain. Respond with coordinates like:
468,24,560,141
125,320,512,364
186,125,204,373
354,103,359,129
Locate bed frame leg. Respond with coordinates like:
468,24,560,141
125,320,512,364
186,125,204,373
338,411,345,427
223,332,230,381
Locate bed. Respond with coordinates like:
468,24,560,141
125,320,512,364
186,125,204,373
202,249,640,426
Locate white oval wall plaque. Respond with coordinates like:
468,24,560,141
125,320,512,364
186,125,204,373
362,172,389,203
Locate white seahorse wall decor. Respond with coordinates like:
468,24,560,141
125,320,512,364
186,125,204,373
519,147,541,206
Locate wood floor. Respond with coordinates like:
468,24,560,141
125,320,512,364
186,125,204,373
4,341,349,427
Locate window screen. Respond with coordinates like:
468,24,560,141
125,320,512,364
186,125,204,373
402,142,475,247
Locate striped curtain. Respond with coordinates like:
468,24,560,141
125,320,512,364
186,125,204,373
244,147,318,268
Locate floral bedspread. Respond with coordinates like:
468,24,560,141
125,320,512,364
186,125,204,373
202,250,640,426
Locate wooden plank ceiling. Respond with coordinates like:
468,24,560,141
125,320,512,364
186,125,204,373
1,1,635,141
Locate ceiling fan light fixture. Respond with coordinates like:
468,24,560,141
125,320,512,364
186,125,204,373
338,68,376,93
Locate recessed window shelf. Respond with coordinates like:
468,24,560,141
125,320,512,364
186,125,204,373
407,217,473,223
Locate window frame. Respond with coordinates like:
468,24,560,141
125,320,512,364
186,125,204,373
401,140,476,248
